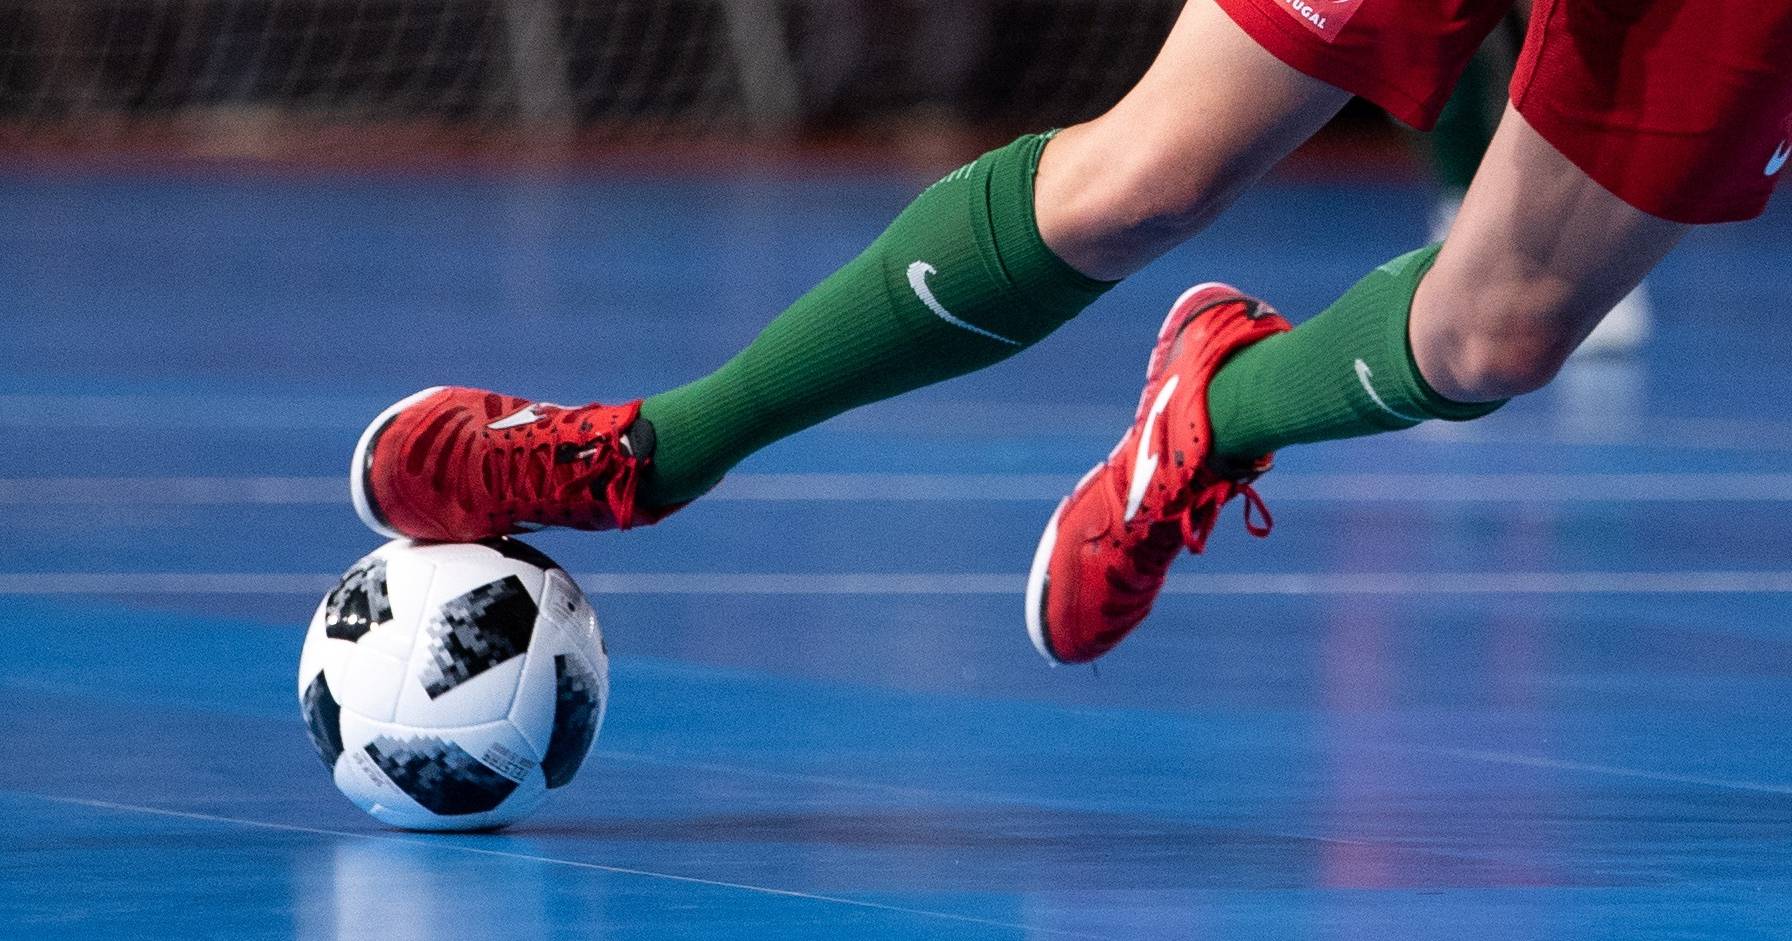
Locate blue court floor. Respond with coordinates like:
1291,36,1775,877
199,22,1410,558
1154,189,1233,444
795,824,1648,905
3,165,1792,940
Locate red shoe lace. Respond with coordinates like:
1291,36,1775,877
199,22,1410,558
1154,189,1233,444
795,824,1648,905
1179,477,1273,554
1097,471,1274,630
482,409,645,530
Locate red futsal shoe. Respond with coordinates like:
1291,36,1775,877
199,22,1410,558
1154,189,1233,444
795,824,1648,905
351,386,676,542
1025,284,1291,665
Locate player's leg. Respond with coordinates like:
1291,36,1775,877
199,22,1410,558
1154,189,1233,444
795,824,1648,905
1409,104,1683,402
1032,0,1347,280
1420,4,1653,357
1030,0,1792,664
351,0,1350,542
1202,103,1685,468
1028,0,1515,663
633,0,1348,506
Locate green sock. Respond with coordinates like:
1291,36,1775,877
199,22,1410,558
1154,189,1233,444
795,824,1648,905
1207,245,1504,460
638,133,1114,506
1427,55,1498,192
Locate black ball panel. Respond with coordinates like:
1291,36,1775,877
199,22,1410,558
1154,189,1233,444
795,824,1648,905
479,537,563,572
417,575,538,700
301,671,345,768
541,654,602,789
363,735,520,816
323,557,392,642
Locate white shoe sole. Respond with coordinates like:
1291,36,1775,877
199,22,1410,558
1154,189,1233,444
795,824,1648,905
1024,495,1070,665
1024,283,1234,666
350,386,448,540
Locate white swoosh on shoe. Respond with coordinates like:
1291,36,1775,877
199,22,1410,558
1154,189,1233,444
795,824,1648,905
1124,375,1179,522
488,405,551,430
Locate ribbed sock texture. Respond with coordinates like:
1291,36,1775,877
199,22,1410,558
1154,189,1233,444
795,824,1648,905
638,133,1114,506
1207,244,1504,460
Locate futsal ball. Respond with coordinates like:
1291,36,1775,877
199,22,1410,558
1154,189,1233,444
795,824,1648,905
296,538,608,831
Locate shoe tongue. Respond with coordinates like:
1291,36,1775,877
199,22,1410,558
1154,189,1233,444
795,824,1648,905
1205,451,1267,482
619,417,656,459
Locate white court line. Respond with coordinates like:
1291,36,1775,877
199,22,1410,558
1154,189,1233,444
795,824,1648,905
575,571,1792,596
0,394,363,430
15,743,1782,925
1438,749,1792,797
7,570,1792,596
0,476,346,505
9,472,1792,505
11,391,1792,451
15,793,1116,941
720,472,1792,504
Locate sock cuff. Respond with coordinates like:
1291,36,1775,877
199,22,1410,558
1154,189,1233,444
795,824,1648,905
1378,244,1507,424
983,133,1116,319
1401,331,1506,423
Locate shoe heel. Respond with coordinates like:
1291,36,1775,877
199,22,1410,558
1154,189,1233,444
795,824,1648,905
350,386,448,539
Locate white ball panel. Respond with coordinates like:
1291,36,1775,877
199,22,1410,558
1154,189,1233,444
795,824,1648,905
357,615,421,663
330,646,408,723
420,544,547,609
541,568,602,657
297,629,355,701
395,654,526,729
507,646,558,757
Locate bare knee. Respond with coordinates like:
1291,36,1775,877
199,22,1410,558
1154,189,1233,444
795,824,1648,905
1408,104,1686,402
1036,121,1252,279
1430,326,1575,400
1411,275,1586,402
1032,0,1348,280
1090,158,1243,258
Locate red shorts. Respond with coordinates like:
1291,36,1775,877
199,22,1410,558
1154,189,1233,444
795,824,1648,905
1214,0,1792,223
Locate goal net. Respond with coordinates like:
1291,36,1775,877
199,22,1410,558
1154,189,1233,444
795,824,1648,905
0,0,1181,155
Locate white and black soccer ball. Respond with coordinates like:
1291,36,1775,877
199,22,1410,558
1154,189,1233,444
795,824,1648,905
297,538,607,831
